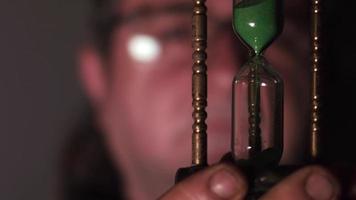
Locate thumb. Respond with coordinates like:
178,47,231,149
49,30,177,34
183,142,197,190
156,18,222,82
261,165,340,200
159,164,247,200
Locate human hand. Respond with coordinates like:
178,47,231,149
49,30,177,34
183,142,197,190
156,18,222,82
159,164,340,200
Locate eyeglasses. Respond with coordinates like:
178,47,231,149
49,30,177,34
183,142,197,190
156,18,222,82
95,4,245,72
93,2,306,79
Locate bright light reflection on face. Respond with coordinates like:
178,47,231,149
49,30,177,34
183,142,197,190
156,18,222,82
128,34,161,64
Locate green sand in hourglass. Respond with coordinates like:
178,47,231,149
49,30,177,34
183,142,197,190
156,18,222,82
233,0,282,55
231,0,284,168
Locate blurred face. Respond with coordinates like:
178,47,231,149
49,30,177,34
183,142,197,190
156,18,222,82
89,0,310,183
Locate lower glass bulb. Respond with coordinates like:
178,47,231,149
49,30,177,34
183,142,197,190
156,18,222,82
232,55,283,167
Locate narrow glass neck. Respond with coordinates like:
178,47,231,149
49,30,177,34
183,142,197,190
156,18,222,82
249,50,263,58
248,53,266,63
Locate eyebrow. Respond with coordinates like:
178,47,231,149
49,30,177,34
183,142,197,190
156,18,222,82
120,3,192,24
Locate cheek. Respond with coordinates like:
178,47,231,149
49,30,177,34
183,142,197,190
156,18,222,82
129,73,191,147
118,75,192,166
103,29,193,166
106,56,192,165
266,45,310,163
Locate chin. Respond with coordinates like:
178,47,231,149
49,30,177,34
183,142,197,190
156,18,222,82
207,131,231,163
208,147,230,164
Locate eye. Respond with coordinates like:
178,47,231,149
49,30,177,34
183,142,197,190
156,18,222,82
160,27,191,42
127,34,162,63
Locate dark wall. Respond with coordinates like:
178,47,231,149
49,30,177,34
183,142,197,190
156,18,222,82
321,0,356,164
0,1,89,199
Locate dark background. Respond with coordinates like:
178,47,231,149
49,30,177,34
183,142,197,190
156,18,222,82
0,1,89,199
0,0,356,200
321,0,356,164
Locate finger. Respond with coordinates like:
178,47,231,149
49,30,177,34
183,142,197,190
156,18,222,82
159,164,247,200
261,165,341,200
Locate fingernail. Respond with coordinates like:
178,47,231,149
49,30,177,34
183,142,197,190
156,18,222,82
306,173,336,200
209,168,241,199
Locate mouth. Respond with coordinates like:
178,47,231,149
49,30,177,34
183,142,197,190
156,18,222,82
206,118,231,162
173,116,232,163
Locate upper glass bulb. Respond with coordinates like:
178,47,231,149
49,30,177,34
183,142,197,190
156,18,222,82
233,0,283,55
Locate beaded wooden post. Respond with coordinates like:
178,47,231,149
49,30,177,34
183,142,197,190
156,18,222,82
192,0,208,166
175,0,208,183
311,0,321,161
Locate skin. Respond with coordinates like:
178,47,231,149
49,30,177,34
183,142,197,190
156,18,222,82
78,0,339,199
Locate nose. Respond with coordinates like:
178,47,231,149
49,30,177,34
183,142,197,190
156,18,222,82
208,34,243,98
205,33,242,162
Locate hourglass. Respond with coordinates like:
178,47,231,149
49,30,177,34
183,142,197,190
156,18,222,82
177,0,323,197
230,0,284,167
219,0,289,197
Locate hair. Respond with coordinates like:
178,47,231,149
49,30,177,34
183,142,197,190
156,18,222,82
61,113,126,200
90,0,120,55
61,2,126,199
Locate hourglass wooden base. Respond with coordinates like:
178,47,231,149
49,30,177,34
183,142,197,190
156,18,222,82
175,164,208,183
175,153,300,199
221,152,300,200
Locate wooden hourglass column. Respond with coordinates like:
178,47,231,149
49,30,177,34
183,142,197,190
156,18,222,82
175,0,209,182
311,0,321,161
192,0,208,166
